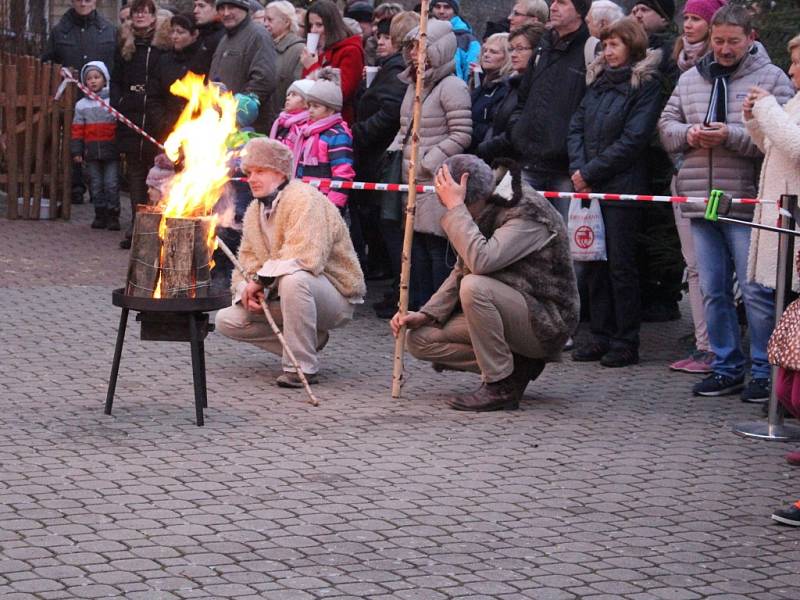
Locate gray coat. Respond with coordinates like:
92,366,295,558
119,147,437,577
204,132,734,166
266,32,304,128
209,16,278,129
391,20,472,237
658,42,794,220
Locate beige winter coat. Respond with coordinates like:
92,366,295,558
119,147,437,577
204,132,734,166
390,19,472,237
746,92,800,291
658,43,794,220
233,180,366,301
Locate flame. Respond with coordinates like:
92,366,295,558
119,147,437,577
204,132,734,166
152,72,238,298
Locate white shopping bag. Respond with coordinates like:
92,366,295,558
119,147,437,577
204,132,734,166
568,198,607,261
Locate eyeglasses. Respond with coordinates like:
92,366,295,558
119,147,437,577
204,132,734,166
509,45,533,54
132,8,154,16
509,10,532,18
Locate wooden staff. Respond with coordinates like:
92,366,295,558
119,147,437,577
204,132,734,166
216,237,320,407
392,0,430,398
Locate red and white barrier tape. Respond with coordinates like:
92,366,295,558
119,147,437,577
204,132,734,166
300,177,766,205
57,68,166,152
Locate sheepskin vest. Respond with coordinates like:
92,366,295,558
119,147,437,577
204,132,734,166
471,183,579,354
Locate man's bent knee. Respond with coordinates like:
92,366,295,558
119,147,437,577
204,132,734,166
459,274,492,308
215,304,249,339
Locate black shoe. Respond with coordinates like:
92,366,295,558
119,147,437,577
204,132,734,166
642,303,680,322
772,501,800,526
693,373,745,397
119,237,132,250
741,378,770,404
372,292,398,311
71,194,85,205
600,347,639,368
106,209,121,231
572,342,609,362
91,207,107,229
374,304,396,319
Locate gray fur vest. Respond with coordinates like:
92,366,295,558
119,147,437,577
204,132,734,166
471,184,579,355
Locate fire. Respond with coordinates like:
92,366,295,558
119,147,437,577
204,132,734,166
152,72,239,298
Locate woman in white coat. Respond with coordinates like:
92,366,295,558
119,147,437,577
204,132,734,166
745,35,800,293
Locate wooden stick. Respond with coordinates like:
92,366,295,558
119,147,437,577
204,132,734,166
215,237,320,407
391,0,430,398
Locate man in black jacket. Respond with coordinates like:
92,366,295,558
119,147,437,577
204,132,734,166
507,0,590,221
194,0,226,55
43,0,116,206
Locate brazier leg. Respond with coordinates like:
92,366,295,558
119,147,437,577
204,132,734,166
105,308,129,415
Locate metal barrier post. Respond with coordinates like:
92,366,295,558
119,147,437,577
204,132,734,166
734,194,800,441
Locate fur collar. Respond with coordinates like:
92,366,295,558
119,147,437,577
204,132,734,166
118,11,173,61
585,48,662,88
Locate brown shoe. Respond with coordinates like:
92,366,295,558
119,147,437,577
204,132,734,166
446,376,520,411
276,371,319,388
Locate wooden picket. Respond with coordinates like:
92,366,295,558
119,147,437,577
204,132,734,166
0,52,74,219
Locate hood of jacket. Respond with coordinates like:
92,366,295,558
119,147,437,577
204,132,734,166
118,12,173,61
586,48,662,88
450,15,472,34
400,20,457,88
80,60,111,95
695,41,772,83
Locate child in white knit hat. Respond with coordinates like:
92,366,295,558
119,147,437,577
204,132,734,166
269,78,314,150
292,68,355,209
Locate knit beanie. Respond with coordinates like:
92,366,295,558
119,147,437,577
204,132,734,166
683,0,727,25
170,13,197,33
215,0,252,11
438,0,460,15
240,137,294,180
345,1,373,23
635,0,676,21
376,18,391,36
287,78,315,100
571,0,591,19
305,68,343,111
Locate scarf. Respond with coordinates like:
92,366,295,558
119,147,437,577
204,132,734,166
704,60,739,125
677,37,708,72
269,109,310,141
292,113,350,168
257,180,289,214
133,25,155,40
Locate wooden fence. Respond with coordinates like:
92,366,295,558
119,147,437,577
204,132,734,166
1,52,74,219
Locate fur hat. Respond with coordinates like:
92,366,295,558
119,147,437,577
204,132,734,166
441,155,495,206
306,68,343,111
287,78,315,100
215,0,252,10
241,137,294,180
683,0,727,24
634,0,676,21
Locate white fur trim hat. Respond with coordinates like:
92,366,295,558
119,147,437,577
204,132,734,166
240,137,294,180
305,67,343,111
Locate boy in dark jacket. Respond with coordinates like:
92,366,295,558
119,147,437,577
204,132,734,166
70,61,120,230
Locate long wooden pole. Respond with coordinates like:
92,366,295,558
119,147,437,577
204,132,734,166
392,1,430,398
216,237,320,407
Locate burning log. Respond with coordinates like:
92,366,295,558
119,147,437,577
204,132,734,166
125,210,214,299
126,207,163,298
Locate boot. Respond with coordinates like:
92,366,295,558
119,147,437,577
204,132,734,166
106,208,120,231
91,207,107,229
510,353,546,397
446,374,521,412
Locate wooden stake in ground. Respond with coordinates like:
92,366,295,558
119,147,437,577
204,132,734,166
392,1,430,398
215,237,320,407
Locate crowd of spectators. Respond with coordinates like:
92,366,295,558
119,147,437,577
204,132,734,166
43,0,800,522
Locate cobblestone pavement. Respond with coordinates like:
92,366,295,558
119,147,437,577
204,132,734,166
1,202,799,600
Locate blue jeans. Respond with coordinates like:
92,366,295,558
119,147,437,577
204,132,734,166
411,232,453,310
84,159,119,210
691,219,775,379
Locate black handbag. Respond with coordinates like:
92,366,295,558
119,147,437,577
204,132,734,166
378,125,413,222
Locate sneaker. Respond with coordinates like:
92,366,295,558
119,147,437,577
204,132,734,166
563,337,575,351
741,378,770,404
692,373,745,397
276,371,319,388
572,341,609,362
600,347,639,368
670,350,714,374
772,500,800,526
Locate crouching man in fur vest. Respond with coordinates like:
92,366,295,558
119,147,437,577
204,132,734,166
391,155,579,411
215,138,366,387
